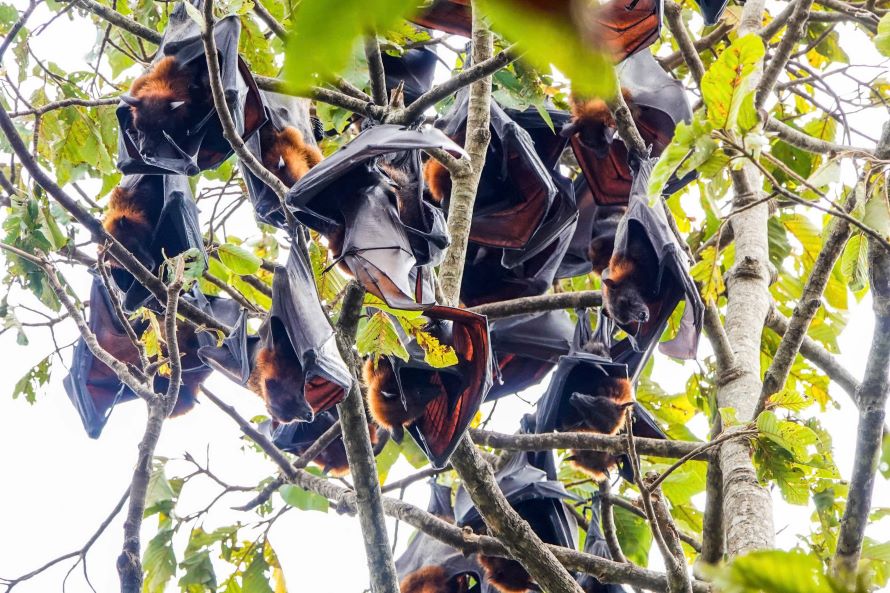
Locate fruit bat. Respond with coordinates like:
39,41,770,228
557,176,627,279
486,309,574,401
286,124,463,310
198,243,352,423
409,0,472,37
116,0,264,176
564,50,694,207
532,310,667,482
576,496,627,593
383,46,440,106
503,105,572,172
455,451,579,593
396,480,490,593
601,157,703,361
363,305,495,468
262,409,378,477
64,278,240,438
103,174,206,313
426,92,559,251
243,92,322,228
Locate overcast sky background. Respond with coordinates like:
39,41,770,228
1,1,889,591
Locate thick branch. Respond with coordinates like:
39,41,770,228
74,0,162,44
10,97,119,118
766,118,869,155
658,22,732,72
756,0,816,109
470,428,704,459
365,35,389,107
663,1,705,85
468,290,602,319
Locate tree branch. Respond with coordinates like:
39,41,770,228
765,118,870,156
9,97,119,118
0,0,37,63
756,0,816,110
74,0,163,44
468,290,602,319
658,22,732,72
469,428,704,459
663,1,705,86
365,34,389,107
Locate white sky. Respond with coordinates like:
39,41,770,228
1,0,889,591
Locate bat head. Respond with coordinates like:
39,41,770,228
102,209,156,269
568,391,633,435
400,565,468,593
601,275,650,328
251,339,315,424
125,56,202,144
261,125,322,187
477,554,533,593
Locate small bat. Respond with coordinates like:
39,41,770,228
576,496,627,593
116,0,264,175
455,452,580,593
396,480,488,593
487,310,574,401
564,50,694,207
362,305,495,468
64,278,240,438
265,410,378,477
286,124,463,309
103,174,206,313
603,157,703,361
198,243,352,424
244,92,322,228
382,46,440,106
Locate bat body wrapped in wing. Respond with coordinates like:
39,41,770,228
364,305,495,468
287,124,463,310
383,46,440,106
198,243,352,424
557,175,627,279
116,0,264,175
102,174,206,312
64,279,240,438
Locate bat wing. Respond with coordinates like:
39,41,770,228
383,46,439,105
695,0,730,25
399,150,451,269
197,309,258,385
243,92,317,228
271,243,353,413
609,158,703,360
119,175,206,312
595,0,662,61
503,105,572,172
400,306,494,469
408,0,472,36
487,310,574,401
117,1,264,175
577,497,628,592
558,176,598,278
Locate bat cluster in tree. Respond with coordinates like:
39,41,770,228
60,0,729,589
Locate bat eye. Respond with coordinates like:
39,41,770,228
169,100,185,110
637,309,649,322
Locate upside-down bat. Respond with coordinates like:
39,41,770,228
244,92,322,228
266,410,379,476
286,124,463,310
532,309,667,482
102,174,206,313
198,243,352,424
564,50,695,207
64,278,240,438
601,157,703,361
486,310,574,401
577,496,627,593
455,452,579,593
116,0,264,175
397,480,488,593
362,305,494,468
427,91,558,251
557,176,626,279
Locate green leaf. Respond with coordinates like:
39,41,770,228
284,0,418,92
875,13,890,57
11,356,51,404
690,245,725,304
612,505,652,567
279,482,329,513
706,550,837,593
414,329,458,368
142,528,177,593
355,311,410,364
478,0,614,98
375,435,401,483
841,234,869,292
144,459,179,518
218,243,262,276
179,549,217,591
242,549,275,593
701,34,765,131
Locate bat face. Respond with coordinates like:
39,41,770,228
250,325,315,424
260,125,322,188
567,392,632,435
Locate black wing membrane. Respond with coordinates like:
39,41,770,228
557,175,626,279
243,92,319,228
65,278,239,438
576,495,628,593
607,158,703,361
383,46,439,106
108,174,206,313
116,0,264,175
286,124,462,310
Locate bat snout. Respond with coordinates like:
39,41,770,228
269,399,315,424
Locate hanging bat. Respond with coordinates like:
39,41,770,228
382,46,440,106
286,124,463,310
102,174,206,313
486,310,574,401
564,50,694,207
557,176,626,279
577,496,628,593
243,92,322,228
602,157,703,361
427,91,559,251
265,409,379,476
455,451,580,593
64,278,240,438
362,305,495,468
116,0,264,175
409,0,472,36
532,310,667,482
397,480,488,593
198,243,352,424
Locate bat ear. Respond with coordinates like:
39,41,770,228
121,95,141,108
169,100,185,110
